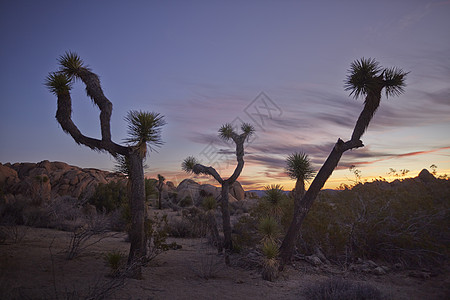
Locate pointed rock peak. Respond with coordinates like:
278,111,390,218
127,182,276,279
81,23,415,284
418,169,435,183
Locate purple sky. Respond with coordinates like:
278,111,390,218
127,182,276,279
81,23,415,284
1,0,449,190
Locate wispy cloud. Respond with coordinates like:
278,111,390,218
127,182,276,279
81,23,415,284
349,146,450,167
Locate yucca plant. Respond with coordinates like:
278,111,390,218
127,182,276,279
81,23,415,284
263,184,285,219
259,216,280,243
261,240,280,281
104,251,126,276
286,152,315,211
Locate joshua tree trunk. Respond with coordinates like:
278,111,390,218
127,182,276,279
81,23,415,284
220,181,233,251
351,82,383,142
127,149,147,272
279,139,363,266
293,178,305,212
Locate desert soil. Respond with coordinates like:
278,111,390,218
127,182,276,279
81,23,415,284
1,226,448,300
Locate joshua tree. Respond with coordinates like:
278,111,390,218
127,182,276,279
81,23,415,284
45,52,166,277
279,58,407,266
182,123,255,251
156,174,165,209
285,152,315,211
345,58,408,142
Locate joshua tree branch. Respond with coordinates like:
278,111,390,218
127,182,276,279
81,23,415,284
192,164,224,184
55,91,128,156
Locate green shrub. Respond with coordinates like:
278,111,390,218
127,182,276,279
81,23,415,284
89,181,128,212
104,251,126,275
202,196,217,211
179,196,193,207
259,216,280,242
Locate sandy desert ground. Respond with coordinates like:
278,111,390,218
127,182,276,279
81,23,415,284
1,226,449,300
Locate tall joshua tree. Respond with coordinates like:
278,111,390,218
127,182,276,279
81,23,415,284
156,174,165,209
285,152,315,212
279,58,407,266
45,52,166,276
182,123,255,251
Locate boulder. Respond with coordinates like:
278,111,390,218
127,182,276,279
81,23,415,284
199,184,221,199
230,181,245,201
0,164,20,188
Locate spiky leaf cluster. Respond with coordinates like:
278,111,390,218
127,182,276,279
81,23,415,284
219,123,234,140
182,156,199,173
344,57,408,99
383,67,408,98
264,184,285,206
58,51,87,79
241,123,255,136
262,240,279,259
259,216,280,241
45,51,87,95
45,72,72,95
286,152,315,181
124,110,166,151
344,58,382,99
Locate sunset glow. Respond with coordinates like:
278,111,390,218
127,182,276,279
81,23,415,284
1,1,449,192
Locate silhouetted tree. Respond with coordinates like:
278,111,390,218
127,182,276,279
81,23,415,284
156,174,165,209
182,123,254,252
45,52,166,278
279,58,408,266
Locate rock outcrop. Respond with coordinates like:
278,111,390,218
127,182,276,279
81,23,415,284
174,179,245,206
0,160,126,204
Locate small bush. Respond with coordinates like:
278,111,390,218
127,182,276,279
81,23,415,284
89,181,128,212
303,278,387,300
202,196,217,211
259,216,280,242
179,196,193,207
104,251,126,276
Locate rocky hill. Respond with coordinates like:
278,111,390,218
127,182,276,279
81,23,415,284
0,160,253,207
0,160,126,205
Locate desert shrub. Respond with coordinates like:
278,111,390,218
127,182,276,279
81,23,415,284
298,178,450,267
0,199,26,225
303,278,387,300
261,240,279,281
190,243,223,279
179,195,193,207
167,218,193,238
89,181,128,212
232,215,259,249
23,196,84,230
145,178,158,201
259,216,280,242
202,196,217,211
104,251,126,276
66,212,112,259
145,213,180,262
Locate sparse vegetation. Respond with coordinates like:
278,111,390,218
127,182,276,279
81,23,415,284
303,278,387,300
